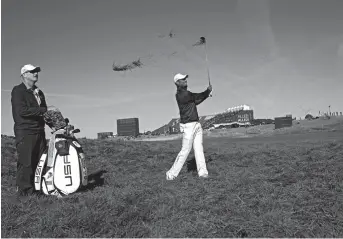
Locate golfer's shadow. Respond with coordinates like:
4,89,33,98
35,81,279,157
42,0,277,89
186,154,215,172
186,156,198,172
80,170,107,191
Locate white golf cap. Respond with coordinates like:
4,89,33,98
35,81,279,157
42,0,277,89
173,73,188,83
21,64,41,75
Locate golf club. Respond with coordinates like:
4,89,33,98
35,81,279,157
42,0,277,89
201,37,212,97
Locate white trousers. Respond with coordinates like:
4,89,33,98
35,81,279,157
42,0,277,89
166,122,208,180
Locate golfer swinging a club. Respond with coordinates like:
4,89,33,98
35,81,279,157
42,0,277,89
166,73,212,180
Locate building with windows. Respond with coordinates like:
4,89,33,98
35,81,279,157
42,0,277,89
203,109,254,129
97,132,114,139
117,118,140,137
275,115,293,129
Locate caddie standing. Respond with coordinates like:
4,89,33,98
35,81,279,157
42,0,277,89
11,64,55,197
166,73,212,180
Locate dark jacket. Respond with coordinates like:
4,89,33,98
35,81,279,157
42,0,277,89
11,83,47,136
176,87,211,124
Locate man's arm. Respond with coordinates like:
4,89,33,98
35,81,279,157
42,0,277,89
190,89,211,105
11,89,47,117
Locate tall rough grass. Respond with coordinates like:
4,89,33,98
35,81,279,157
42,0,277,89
1,132,343,237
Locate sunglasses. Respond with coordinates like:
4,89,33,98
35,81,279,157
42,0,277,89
22,71,39,76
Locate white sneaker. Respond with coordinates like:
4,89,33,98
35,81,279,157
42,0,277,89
166,172,176,180
199,174,208,178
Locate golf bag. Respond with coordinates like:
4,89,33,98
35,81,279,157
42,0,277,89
34,117,88,197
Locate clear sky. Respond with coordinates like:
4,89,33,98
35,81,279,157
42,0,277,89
2,0,343,138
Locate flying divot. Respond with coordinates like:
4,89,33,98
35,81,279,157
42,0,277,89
158,29,175,39
157,29,180,59
168,51,178,59
192,36,206,47
112,58,144,72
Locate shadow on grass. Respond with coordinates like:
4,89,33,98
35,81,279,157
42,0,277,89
186,157,197,172
80,170,107,191
186,154,216,172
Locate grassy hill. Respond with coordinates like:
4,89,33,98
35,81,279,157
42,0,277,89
1,119,343,237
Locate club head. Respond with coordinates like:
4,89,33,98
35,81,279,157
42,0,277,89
72,129,80,134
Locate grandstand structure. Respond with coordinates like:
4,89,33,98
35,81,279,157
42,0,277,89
152,105,254,135
202,105,254,129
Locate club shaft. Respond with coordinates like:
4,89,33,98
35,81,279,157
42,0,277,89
204,43,211,86
204,41,212,97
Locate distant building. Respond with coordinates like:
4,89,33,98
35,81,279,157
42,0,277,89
117,118,139,137
97,132,113,139
275,116,293,129
202,109,254,129
225,104,252,113
305,114,314,120
252,118,274,125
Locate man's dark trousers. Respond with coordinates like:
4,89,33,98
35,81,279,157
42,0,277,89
16,133,47,194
